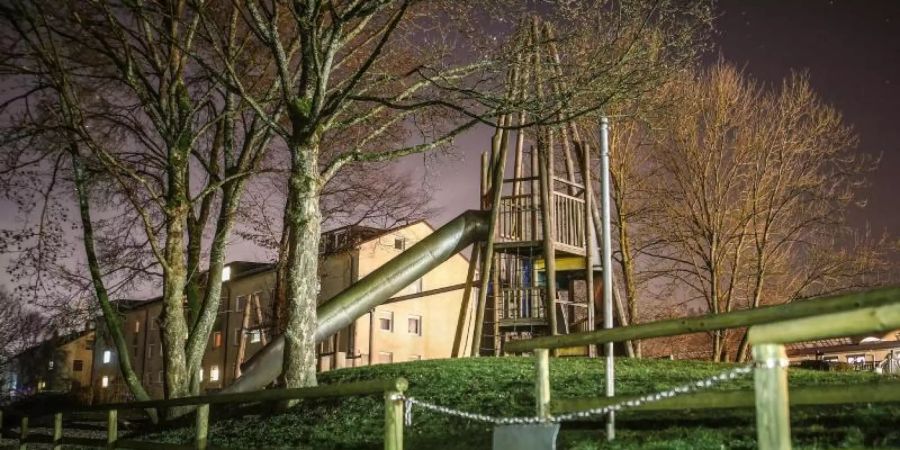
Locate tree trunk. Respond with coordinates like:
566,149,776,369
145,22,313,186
282,145,321,389
184,181,244,382
71,150,156,421
160,146,192,404
736,267,767,361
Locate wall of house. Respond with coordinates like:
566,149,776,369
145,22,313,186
347,222,472,366
78,221,473,402
6,331,95,400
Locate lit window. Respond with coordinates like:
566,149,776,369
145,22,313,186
408,316,422,336
210,365,220,382
199,368,204,382
249,329,262,343
103,350,112,364
134,320,141,334
73,360,84,372
378,311,393,332
222,266,231,281
48,360,54,370
213,331,223,348
378,352,393,364
38,380,46,390
101,376,109,388
394,238,405,250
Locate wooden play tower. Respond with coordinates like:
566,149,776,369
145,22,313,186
468,17,600,356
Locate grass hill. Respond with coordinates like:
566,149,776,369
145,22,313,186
145,357,900,449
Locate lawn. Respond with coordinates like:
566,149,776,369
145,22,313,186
143,357,900,449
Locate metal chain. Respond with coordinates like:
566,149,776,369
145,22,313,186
394,363,760,426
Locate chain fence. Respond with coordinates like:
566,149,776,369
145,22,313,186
394,363,768,427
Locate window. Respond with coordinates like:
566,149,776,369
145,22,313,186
85,338,95,350
101,376,109,388
134,320,141,334
148,344,156,358
150,317,159,330
408,315,422,336
73,360,84,372
103,350,112,364
394,237,406,251
212,331,223,348
210,365,220,382
378,352,393,364
235,295,247,312
378,311,394,332
199,368,204,382
48,360,54,370
38,380,46,391
222,266,231,281
249,329,262,343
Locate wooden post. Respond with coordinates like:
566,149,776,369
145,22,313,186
753,344,791,450
471,153,491,357
452,245,480,357
18,416,27,450
579,142,596,357
384,391,404,450
52,413,63,450
107,409,118,448
535,348,551,420
195,403,210,450
473,118,511,356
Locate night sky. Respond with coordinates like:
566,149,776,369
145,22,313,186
422,0,900,238
1,1,898,290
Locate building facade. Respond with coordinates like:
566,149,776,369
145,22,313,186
86,220,472,402
4,329,96,401
787,330,900,373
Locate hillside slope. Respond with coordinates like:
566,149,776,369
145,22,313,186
147,357,900,449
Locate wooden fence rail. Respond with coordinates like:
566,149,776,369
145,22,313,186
524,287,900,450
1,378,408,450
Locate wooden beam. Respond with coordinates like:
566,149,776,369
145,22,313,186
504,287,900,353
551,380,900,414
753,344,791,450
749,300,900,345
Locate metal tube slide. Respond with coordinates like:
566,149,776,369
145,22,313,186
224,210,489,394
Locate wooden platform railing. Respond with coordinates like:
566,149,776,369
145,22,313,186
0,377,408,450
508,286,900,450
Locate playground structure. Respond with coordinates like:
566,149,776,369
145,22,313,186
460,17,601,357
225,16,607,393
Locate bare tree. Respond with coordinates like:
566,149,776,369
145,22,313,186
0,0,274,409
645,64,881,361
196,1,713,387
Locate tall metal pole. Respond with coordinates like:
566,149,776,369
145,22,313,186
599,117,615,440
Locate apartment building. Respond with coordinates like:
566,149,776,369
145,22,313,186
88,220,472,402
3,329,96,401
